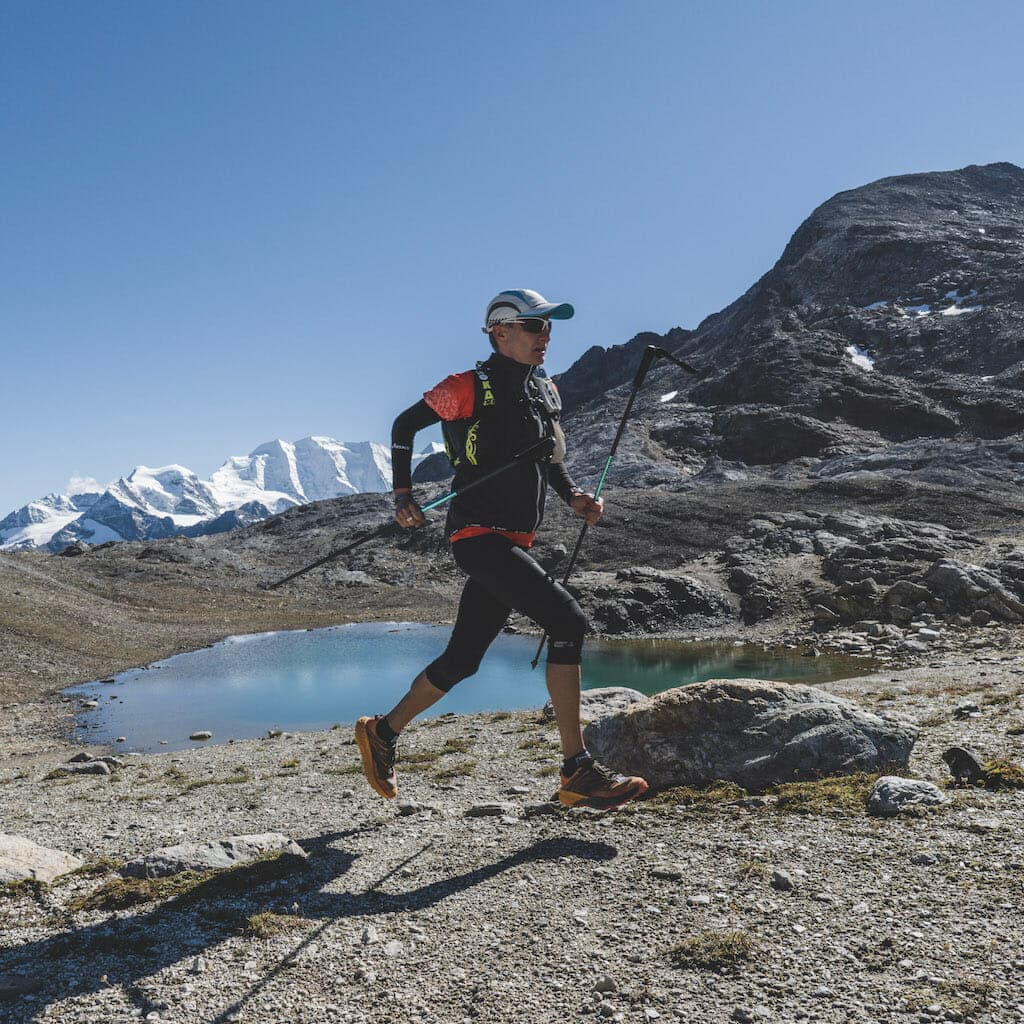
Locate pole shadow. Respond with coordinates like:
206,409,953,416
0,832,617,1023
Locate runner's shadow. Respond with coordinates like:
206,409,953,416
1,832,616,1023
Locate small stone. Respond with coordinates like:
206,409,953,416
116,737,126,743
592,976,618,994
56,760,111,776
189,731,213,741
812,986,834,998
361,926,379,945
93,756,125,769
506,785,530,795
465,802,516,817
770,868,795,891
910,852,939,866
383,940,403,957
650,862,686,880
354,965,377,983
686,894,712,907
524,801,560,817
397,799,425,816
954,702,981,718
867,776,947,817
598,1001,618,1018
68,752,91,763
732,1010,756,1024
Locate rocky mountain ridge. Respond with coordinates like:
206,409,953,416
554,161,1024,494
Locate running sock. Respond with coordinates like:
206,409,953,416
562,750,594,776
376,716,399,744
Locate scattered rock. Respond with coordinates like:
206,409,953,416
649,862,686,880
941,746,986,786
867,776,947,817
465,802,516,818
52,760,110,777
0,834,84,883
121,834,307,879
770,868,796,891
543,686,647,722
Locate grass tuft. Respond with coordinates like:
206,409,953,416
737,860,769,880
432,759,476,781
402,750,440,764
669,930,756,970
240,911,307,938
440,737,474,755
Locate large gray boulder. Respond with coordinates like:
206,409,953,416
583,679,917,791
542,686,647,722
0,834,83,883
121,833,307,880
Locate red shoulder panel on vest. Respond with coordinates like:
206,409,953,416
423,371,476,421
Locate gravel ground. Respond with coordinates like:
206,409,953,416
2,645,1023,1024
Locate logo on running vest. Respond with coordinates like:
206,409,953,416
465,420,480,465
481,378,495,407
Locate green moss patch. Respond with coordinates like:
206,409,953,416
636,780,747,814
68,849,305,913
0,877,50,900
767,772,880,814
979,758,1024,790
67,858,123,879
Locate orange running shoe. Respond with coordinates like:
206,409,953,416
355,716,398,800
558,759,648,810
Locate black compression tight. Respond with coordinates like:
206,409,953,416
424,533,588,692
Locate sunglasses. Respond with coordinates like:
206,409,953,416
512,317,552,335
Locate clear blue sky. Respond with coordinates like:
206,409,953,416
3,0,1023,513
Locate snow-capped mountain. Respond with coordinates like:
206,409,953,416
0,436,442,552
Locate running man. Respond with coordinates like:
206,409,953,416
356,289,649,810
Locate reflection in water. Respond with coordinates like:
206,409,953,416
66,623,872,753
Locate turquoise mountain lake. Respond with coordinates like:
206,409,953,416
67,622,871,753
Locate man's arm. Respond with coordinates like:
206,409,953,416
392,399,441,528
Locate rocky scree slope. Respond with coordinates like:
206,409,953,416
554,161,1024,492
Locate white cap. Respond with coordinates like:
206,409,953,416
483,289,575,331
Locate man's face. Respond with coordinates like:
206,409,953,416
493,319,551,366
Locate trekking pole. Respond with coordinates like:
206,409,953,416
262,436,555,590
530,346,697,668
